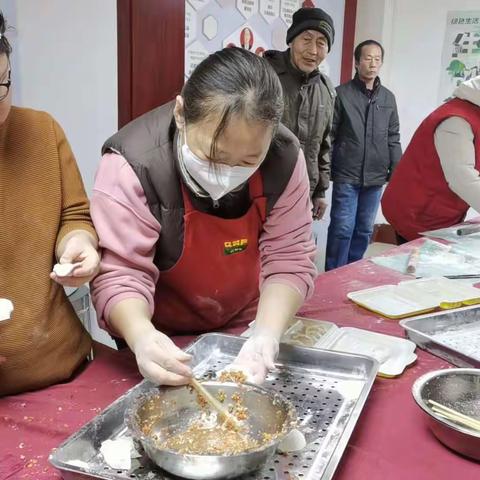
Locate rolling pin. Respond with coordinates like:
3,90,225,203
406,247,420,275
456,225,480,236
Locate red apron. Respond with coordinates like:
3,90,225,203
153,172,267,335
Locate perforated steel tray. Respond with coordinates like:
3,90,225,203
400,305,480,368
49,333,378,480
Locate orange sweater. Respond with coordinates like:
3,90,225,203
0,106,95,396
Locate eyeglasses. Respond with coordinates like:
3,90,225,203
0,70,11,102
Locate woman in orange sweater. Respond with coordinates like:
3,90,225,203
0,12,100,395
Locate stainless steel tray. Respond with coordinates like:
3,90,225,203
50,333,378,480
400,305,480,368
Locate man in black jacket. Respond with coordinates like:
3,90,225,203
325,40,402,271
264,7,335,220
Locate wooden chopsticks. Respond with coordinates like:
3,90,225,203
190,377,242,431
428,399,480,431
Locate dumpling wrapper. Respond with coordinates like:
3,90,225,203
277,428,306,453
53,263,79,277
100,437,134,470
0,299,13,321
68,459,90,469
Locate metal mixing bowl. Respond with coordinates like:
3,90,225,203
126,381,297,479
412,368,480,461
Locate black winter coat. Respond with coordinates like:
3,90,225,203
265,49,335,198
331,75,402,186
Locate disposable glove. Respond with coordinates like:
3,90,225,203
132,330,192,385
228,334,279,384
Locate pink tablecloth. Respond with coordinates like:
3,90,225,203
1,240,479,480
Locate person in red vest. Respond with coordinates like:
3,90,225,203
382,75,480,241
91,48,316,386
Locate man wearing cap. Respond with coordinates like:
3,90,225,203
264,7,335,220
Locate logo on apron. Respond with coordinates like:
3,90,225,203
224,238,248,255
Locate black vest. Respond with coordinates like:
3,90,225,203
102,101,300,270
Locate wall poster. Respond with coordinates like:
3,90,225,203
439,10,480,101
184,0,344,83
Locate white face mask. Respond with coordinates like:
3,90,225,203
180,139,260,201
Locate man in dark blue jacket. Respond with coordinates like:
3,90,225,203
325,40,402,271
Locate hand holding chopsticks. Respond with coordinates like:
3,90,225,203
428,399,480,431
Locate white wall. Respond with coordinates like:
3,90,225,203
354,0,388,50
1,0,118,346
3,0,118,195
315,0,345,85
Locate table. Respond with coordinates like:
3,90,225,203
1,240,479,480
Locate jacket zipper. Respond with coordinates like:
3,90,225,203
362,98,371,186
362,90,379,186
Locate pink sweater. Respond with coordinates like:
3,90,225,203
91,152,317,330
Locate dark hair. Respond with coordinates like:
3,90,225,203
0,12,12,58
182,47,284,159
354,40,384,63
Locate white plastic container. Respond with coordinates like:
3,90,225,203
243,317,417,377
320,327,417,377
347,277,480,319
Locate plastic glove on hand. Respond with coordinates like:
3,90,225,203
226,335,279,384
133,330,192,386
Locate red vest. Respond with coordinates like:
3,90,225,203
382,98,480,240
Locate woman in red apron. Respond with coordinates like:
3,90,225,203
91,48,316,385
